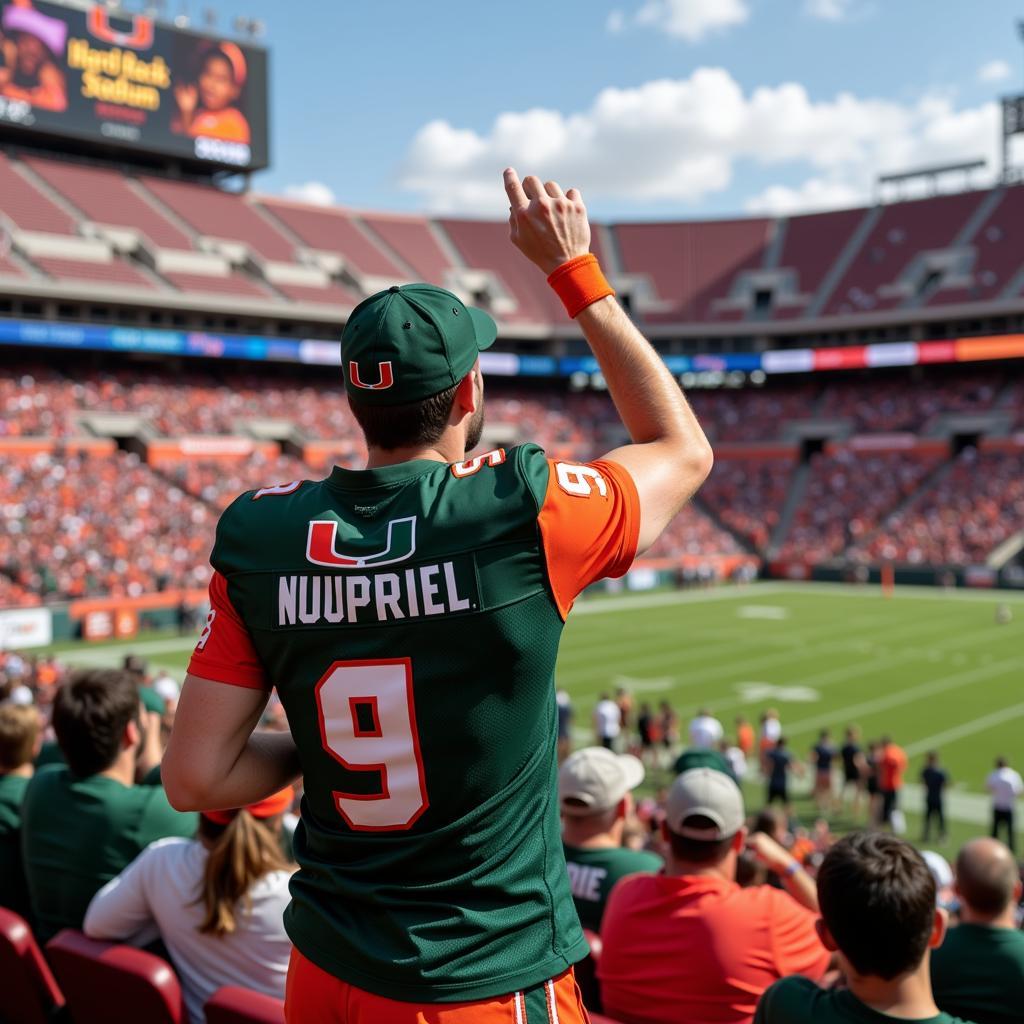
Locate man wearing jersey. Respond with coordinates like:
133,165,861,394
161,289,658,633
163,169,713,1023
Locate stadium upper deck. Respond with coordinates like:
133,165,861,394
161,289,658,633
1,150,1023,337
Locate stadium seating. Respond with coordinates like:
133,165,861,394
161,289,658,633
822,191,984,316
613,217,771,321
205,986,285,1024
0,907,65,1024
23,156,195,251
46,930,187,1024
3,150,1024,323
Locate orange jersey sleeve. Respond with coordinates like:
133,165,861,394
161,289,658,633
187,571,268,689
537,458,640,619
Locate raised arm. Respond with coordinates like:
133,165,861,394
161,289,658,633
504,169,713,553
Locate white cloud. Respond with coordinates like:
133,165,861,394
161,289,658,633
398,68,999,216
745,178,863,215
977,59,1012,83
804,0,856,20
612,0,749,42
283,181,337,206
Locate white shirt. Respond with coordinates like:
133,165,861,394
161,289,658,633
688,715,724,750
724,745,748,781
594,699,622,740
84,837,293,1024
761,717,782,743
987,767,1024,810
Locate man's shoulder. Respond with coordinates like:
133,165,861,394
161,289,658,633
756,976,826,1023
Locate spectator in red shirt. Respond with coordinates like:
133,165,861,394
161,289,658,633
598,768,830,1024
879,736,908,831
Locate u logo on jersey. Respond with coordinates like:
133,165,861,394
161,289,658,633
349,360,394,390
306,516,417,568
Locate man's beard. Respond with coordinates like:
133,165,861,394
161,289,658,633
465,400,485,452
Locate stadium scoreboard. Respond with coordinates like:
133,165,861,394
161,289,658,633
0,0,269,171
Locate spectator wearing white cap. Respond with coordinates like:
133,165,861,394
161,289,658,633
559,747,662,933
598,768,829,1024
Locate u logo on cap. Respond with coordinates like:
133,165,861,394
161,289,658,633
349,360,394,390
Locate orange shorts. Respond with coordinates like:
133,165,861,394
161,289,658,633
285,947,592,1024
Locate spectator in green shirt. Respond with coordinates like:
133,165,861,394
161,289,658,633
756,831,975,1024
0,702,41,920
559,747,662,932
931,837,1024,1024
21,668,197,942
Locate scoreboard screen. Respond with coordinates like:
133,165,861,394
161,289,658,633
0,0,269,171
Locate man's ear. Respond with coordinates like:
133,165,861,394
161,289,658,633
929,907,948,950
124,718,140,751
815,917,839,953
731,826,748,853
453,368,479,419
617,793,632,821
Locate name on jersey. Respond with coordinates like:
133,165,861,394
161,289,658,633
275,557,479,628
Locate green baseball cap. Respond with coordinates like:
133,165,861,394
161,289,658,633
341,284,498,406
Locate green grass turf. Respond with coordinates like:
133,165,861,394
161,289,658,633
38,581,1024,844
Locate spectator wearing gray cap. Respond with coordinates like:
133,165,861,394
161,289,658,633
598,768,829,1024
559,747,662,932
931,837,1024,1024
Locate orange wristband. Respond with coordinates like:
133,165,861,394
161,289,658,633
547,254,615,319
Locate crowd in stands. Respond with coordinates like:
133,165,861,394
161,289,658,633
778,449,944,563
0,451,214,601
2,360,1023,605
1,656,1023,1023
849,448,1024,566
816,372,1006,435
3,362,1016,443
698,457,793,551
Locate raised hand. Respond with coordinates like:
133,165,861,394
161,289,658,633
504,167,591,275
175,83,198,118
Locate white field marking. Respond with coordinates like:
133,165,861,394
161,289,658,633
612,675,676,693
711,615,1024,717
778,658,1023,738
904,701,1024,758
737,605,790,620
735,683,820,703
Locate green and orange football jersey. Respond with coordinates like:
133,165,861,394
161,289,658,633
188,443,639,1002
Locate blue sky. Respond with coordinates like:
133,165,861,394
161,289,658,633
216,0,1023,219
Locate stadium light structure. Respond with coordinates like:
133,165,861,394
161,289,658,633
875,160,987,203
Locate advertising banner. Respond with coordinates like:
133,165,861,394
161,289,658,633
0,606,52,649
0,0,268,169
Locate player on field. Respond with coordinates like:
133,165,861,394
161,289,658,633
163,168,714,1023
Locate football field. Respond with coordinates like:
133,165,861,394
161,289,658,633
42,582,1024,848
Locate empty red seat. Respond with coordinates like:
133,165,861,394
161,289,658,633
46,929,186,1024
205,986,285,1024
589,1015,627,1024
0,907,65,1024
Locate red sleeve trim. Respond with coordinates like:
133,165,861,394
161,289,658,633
187,572,268,691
